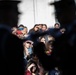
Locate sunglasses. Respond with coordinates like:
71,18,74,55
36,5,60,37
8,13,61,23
18,28,24,30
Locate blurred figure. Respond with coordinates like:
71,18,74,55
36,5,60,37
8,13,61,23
50,0,76,74
23,40,33,68
48,67,61,75
39,36,46,44
25,60,39,75
54,23,60,29
41,24,48,32
29,24,40,34
38,24,43,30
0,25,24,75
18,24,28,36
0,1,24,75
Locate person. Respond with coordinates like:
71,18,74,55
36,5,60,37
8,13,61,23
0,24,24,75
50,0,76,75
0,1,24,75
25,60,39,75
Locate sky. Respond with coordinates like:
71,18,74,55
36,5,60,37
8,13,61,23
18,0,56,31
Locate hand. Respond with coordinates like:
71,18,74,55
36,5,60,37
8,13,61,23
60,28,66,34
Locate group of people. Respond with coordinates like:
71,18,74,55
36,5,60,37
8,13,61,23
1,22,75,75
11,23,65,75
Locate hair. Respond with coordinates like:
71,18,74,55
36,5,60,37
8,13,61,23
42,24,47,28
34,24,39,27
25,60,38,71
18,24,25,28
30,65,38,73
39,36,45,41
54,23,60,26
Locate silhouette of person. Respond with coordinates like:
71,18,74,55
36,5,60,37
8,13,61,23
50,0,76,75
0,1,24,75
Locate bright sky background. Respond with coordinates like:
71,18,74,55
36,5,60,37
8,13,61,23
18,0,56,31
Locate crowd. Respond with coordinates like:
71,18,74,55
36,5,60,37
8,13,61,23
11,23,65,75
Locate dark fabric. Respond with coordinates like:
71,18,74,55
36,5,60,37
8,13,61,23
0,25,24,75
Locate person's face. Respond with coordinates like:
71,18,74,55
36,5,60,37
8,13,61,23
22,28,27,35
40,37,45,44
18,26,24,30
38,24,42,29
42,25,47,31
54,24,60,29
24,42,31,49
34,26,39,31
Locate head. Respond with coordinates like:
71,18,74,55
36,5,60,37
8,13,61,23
45,35,55,55
38,24,43,29
18,24,24,28
26,61,38,73
33,24,39,32
54,23,60,29
23,40,33,49
39,36,46,44
18,24,28,35
21,26,28,35
42,24,47,31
